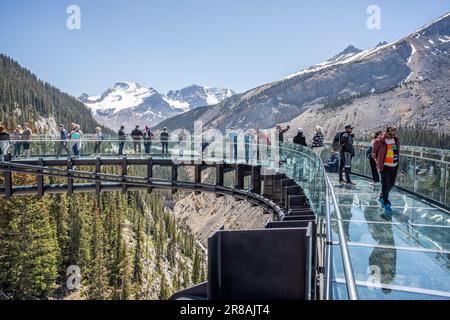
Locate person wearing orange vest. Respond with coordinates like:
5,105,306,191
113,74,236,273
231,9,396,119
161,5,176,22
372,126,400,217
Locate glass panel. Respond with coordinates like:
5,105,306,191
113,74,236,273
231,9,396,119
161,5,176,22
340,245,450,295
354,285,449,300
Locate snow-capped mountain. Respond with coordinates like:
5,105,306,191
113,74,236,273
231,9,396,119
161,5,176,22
79,82,235,130
166,85,235,110
156,11,450,136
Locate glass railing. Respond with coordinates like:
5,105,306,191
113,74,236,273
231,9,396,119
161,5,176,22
0,137,357,300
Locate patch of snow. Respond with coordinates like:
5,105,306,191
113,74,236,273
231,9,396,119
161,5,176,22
408,43,417,65
428,39,435,45
163,97,190,111
438,36,450,43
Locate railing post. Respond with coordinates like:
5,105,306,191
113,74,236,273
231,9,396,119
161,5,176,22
67,158,73,196
122,157,128,194
4,154,12,199
194,163,201,195
216,163,224,198
235,164,244,190
251,165,261,194
147,158,153,194
95,157,101,194
37,158,44,198
445,164,448,207
171,162,178,195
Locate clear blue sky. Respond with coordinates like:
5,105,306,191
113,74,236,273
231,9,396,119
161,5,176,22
0,0,449,97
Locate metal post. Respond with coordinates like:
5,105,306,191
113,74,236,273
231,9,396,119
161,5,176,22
37,158,44,198
251,165,261,194
445,164,448,207
235,164,244,189
194,164,201,195
147,158,153,194
95,157,101,194
216,163,224,198
67,158,73,196
171,163,178,195
4,154,12,199
122,157,128,194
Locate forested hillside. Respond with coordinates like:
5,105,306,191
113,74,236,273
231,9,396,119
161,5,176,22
0,168,206,300
0,54,110,133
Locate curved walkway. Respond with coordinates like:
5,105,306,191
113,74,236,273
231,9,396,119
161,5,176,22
328,173,450,300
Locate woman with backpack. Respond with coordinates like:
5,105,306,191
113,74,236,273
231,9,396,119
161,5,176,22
367,131,382,187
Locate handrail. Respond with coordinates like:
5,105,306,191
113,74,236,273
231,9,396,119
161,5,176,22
325,174,358,300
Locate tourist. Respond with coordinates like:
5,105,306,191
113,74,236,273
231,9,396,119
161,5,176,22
229,127,238,161
311,126,324,156
372,126,400,216
56,124,70,158
70,124,83,157
94,127,103,156
118,125,126,156
324,150,339,173
276,124,290,144
339,125,356,185
22,123,32,158
293,128,307,147
0,126,10,159
178,128,187,157
143,125,153,155
367,131,382,187
160,127,169,156
131,125,143,155
12,126,22,158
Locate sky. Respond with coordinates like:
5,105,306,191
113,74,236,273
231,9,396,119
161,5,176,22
0,0,449,97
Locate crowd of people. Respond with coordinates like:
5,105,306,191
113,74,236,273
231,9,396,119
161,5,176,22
0,120,401,216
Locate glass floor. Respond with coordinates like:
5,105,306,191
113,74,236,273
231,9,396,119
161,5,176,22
327,173,450,300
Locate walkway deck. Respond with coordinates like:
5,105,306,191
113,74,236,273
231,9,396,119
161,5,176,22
327,173,450,300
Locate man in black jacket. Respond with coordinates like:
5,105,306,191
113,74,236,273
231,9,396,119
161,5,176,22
339,125,356,185
160,127,170,156
131,125,143,154
118,125,126,156
293,128,307,147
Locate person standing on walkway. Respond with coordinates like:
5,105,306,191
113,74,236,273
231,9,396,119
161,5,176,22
22,123,32,158
311,126,324,157
160,127,169,156
276,124,290,144
228,127,238,161
131,125,143,155
367,130,382,187
56,124,70,158
118,125,126,156
337,125,355,184
94,127,103,156
338,125,356,185
293,128,307,147
143,125,153,155
372,126,400,216
177,128,187,157
69,124,83,157
12,126,22,158
0,126,10,159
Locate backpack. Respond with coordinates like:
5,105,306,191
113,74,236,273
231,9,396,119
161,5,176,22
332,132,344,151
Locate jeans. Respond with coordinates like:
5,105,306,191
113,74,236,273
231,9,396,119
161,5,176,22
369,158,380,183
133,141,141,153
119,141,125,156
144,142,151,154
379,165,398,205
161,142,168,155
57,142,70,156
94,141,102,154
339,151,352,182
72,143,80,156
14,142,21,157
